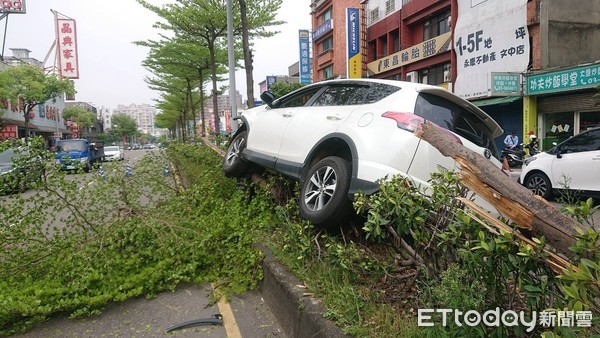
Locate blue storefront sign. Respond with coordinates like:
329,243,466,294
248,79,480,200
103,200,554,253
299,29,311,84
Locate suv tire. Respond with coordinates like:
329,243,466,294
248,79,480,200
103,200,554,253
223,131,249,177
299,156,352,229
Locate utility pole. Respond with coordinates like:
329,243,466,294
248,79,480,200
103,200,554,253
226,0,238,133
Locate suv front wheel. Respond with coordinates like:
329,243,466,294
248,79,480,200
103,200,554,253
299,156,352,229
223,131,249,177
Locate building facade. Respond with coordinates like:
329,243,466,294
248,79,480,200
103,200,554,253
310,0,363,82
112,103,160,136
363,0,600,152
64,101,104,139
0,49,71,143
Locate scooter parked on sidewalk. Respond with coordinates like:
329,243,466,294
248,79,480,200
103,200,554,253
502,144,526,168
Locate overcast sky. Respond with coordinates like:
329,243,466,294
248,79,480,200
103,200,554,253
2,0,311,110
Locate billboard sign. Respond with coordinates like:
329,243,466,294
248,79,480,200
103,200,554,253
346,8,360,79
0,0,26,14
312,19,333,41
0,125,18,139
56,16,80,79
367,32,452,75
298,29,311,84
454,0,530,99
525,63,600,95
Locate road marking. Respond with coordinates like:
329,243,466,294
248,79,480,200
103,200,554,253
213,284,242,338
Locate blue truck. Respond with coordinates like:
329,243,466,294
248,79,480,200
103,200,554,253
54,139,105,172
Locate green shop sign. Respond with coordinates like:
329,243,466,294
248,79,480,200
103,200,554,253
491,72,521,96
525,63,600,95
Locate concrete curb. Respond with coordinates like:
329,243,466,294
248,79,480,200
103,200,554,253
256,244,351,338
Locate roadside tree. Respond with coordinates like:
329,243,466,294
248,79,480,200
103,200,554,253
0,64,75,137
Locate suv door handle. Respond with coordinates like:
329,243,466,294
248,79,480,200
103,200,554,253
282,112,293,118
327,114,342,121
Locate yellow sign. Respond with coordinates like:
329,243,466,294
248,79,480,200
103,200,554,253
367,32,452,75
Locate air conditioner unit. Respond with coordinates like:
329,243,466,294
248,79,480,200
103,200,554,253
406,71,418,83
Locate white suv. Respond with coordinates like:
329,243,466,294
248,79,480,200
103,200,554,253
223,79,503,228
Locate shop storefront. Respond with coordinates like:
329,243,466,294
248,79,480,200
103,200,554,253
536,91,599,149
525,62,600,150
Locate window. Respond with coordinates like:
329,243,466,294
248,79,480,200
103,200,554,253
369,41,377,60
423,10,450,40
370,8,379,23
311,83,401,106
561,129,600,153
391,31,400,52
415,93,498,158
422,63,451,85
323,65,334,80
380,36,388,56
321,7,332,23
385,0,395,14
277,87,323,108
322,36,333,53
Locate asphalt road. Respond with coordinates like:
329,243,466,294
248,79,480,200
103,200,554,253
14,283,284,338
6,149,286,338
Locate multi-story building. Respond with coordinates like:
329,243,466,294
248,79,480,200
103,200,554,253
64,101,104,139
203,91,243,113
112,103,160,136
310,0,363,82
363,0,600,151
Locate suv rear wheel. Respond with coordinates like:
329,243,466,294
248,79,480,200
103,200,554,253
299,156,352,229
223,131,249,177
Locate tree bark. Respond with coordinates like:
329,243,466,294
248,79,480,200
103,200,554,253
415,122,580,258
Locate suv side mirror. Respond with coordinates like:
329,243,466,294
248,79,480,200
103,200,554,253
260,91,276,108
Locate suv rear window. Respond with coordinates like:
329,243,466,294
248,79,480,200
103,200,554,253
415,93,498,158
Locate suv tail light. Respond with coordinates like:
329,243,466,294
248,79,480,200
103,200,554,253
382,112,423,132
382,112,462,144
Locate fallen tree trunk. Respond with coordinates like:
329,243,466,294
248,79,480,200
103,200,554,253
415,122,581,258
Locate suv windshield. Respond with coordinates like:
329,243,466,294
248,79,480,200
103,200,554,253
105,146,119,152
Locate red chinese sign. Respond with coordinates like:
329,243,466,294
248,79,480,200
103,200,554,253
56,17,79,79
0,0,26,14
0,125,18,139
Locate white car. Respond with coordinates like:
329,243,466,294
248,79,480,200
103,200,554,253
223,79,503,228
519,127,600,199
103,146,124,161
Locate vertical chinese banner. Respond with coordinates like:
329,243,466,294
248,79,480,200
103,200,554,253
346,8,360,79
55,13,79,79
298,30,311,84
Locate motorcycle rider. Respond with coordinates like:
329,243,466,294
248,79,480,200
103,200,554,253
526,134,539,156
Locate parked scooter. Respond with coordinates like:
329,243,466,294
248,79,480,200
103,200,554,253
502,143,526,168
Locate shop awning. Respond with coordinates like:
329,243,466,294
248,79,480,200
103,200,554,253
1,117,40,130
471,96,521,107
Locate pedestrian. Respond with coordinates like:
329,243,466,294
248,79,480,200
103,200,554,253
504,131,519,149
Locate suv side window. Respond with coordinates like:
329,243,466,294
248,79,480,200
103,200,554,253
277,87,323,108
561,129,600,153
311,82,401,106
415,93,498,158
311,85,365,106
